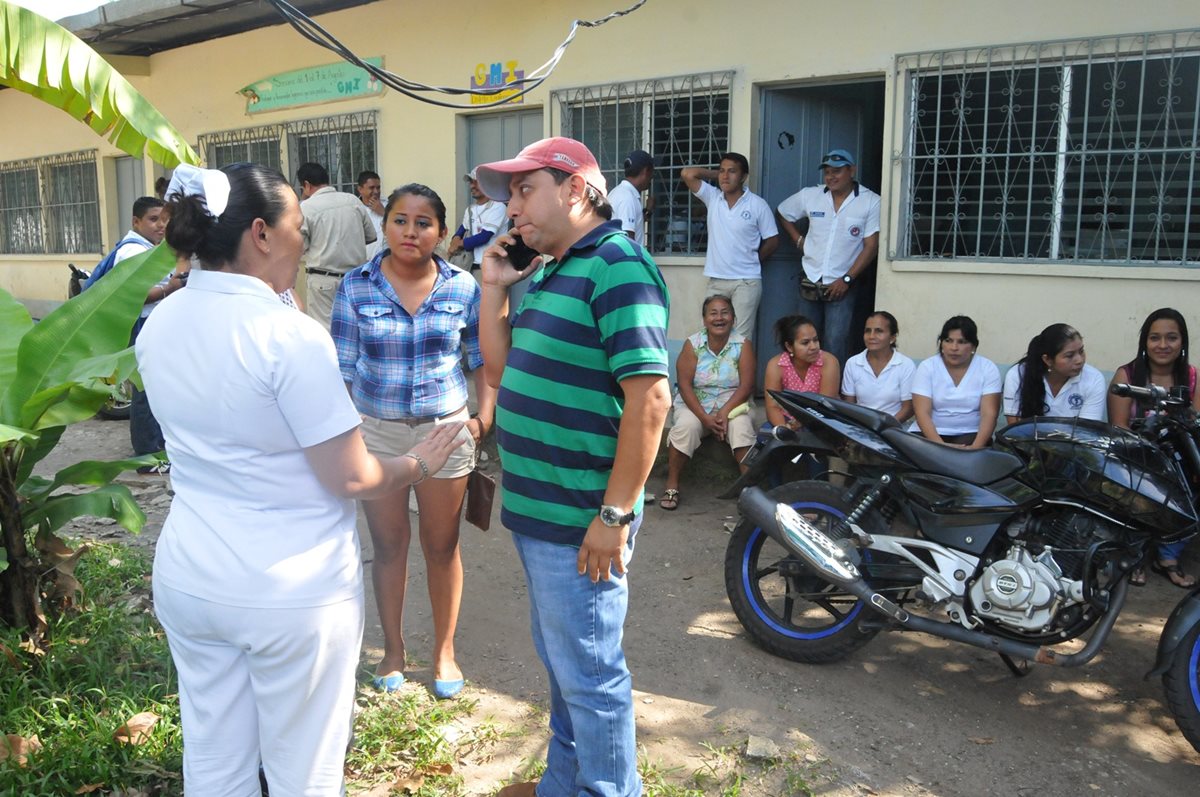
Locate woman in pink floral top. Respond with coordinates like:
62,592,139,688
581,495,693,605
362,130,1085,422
764,315,841,428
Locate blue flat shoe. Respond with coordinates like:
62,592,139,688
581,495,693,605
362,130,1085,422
371,671,405,693
433,678,464,699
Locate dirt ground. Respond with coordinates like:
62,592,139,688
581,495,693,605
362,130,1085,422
39,419,1200,796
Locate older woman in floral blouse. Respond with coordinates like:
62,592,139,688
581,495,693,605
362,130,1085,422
660,294,756,510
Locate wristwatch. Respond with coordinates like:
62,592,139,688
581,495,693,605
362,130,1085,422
842,273,854,285
599,504,636,527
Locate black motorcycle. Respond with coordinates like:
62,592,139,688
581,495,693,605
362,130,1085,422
725,385,1200,753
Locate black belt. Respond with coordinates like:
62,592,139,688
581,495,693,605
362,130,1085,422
380,405,467,427
306,267,347,278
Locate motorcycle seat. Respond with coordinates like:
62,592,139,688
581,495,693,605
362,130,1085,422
880,428,1023,484
778,391,901,433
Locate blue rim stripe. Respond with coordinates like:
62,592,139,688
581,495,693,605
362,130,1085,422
1189,631,1200,715
740,500,863,640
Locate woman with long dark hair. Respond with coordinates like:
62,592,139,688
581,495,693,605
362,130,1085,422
763,314,841,428
1109,308,1200,588
138,163,462,793
333,183,495,698
1003,323,1106,424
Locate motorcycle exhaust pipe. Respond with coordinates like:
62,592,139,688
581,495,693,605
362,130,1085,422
737,487,911,624
737,486,1129,668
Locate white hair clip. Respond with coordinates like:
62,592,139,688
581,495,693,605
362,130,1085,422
165,164,231,218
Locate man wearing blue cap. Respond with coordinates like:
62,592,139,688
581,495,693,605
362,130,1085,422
607,150,654,245
777,149,881,366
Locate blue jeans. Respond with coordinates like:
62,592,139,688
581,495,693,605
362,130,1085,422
797,278,860,367
511,518,642,797
1159,540,1189,562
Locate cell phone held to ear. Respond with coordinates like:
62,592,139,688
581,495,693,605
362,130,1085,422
502,236,540,271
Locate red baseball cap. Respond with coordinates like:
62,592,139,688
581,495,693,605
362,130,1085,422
476,137,608,201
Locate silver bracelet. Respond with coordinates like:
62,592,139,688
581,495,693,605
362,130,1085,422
403,453,429,484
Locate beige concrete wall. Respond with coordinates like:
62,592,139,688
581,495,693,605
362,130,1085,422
2,0,1196,364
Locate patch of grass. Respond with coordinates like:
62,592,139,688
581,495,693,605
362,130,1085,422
639,751,705,797
347,688,505,796
0,542,182,796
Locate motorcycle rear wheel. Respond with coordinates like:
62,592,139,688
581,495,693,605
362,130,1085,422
1162,618,1200,753
724,480,885,664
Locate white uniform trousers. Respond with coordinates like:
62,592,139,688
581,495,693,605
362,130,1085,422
153,579,364,797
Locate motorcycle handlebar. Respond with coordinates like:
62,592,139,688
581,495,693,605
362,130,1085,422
1110,383,1168,401
771,425,798,442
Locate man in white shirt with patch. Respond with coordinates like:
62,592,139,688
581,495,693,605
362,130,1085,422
682,152,779,341
448,168,508,271
777,149,881,366
607,150,654,246
357,170,385,260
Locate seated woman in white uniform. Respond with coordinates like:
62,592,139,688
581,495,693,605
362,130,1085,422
911,315,1002,448
1003,323,1106,425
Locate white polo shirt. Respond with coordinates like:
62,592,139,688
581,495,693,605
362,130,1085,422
365,205,385,260
608,179,644,245
778,183,881,284
1002,362,1107,420
136,269,364,609
695,181,778,280
462,199,508,265
841,349,916,417
911,353,1003,436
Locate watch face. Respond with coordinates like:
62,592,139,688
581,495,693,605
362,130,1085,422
600,506,631,526
843,275,852,283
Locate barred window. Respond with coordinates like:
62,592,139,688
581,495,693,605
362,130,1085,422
198,111,377,193
555,72,733,255
898,30,1200,266
0,150,100,255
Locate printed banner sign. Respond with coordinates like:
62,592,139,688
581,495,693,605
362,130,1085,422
240,58,385,114
470,61,524,106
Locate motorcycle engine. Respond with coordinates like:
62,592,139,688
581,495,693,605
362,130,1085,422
968,544,1086,632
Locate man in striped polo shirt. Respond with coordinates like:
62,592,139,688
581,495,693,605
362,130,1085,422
476,138,671,797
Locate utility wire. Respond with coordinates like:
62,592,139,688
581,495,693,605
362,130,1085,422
263,0,649,109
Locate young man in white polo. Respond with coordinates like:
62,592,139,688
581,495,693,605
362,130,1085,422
682,152,779,341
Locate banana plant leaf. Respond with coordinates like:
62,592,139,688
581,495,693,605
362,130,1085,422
0,242,175,428
0,423,36,445
13,426,63,486
21,348,139,431
0,1,199,168
20,483,147,538
0,290,33,392
19,455,159,504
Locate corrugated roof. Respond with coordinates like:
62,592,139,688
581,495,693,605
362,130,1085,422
58,0,377,56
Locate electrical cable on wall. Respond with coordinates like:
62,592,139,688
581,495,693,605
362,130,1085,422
264,0,649,109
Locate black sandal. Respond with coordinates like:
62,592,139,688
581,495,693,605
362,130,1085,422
1150,560,1197,589
1130,566,1147,587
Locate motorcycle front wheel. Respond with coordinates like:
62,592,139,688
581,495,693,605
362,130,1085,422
1162,617,1200,753
95,379,134,421
724,480,885,664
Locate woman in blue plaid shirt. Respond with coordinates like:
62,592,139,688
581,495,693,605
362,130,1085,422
332,183,496,699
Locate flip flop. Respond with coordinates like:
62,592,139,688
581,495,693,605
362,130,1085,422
1130,566,1147,587
1151,560,1197,589
371,671,405,692
659,489,679,511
